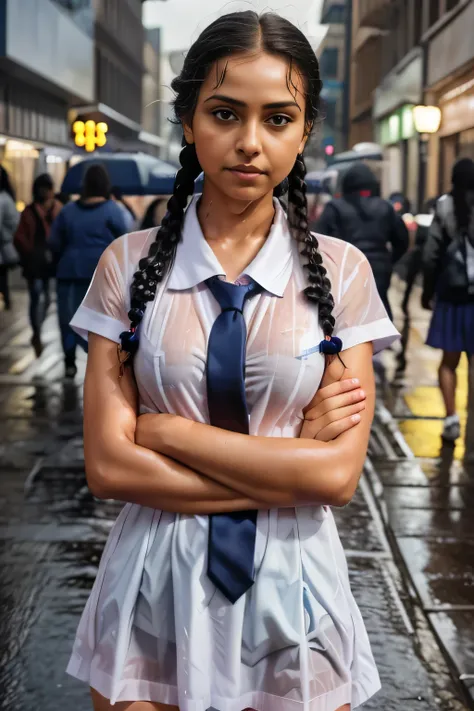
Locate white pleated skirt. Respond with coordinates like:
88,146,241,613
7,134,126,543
67,502,381,710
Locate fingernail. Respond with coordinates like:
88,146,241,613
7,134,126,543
359,389,365,398
352,378,359,384
352,414,361,422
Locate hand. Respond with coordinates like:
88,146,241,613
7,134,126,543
300,378,366,442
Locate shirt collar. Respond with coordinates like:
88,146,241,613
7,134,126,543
167,196,294,297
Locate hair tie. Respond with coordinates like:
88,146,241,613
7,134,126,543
319,335,342,355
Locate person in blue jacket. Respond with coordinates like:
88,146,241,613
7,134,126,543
49,163,127,378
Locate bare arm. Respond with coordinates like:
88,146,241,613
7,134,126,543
83,333,267,513
136,342,375,507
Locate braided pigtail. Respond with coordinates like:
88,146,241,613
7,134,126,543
118,143,202,364
288,154,335,336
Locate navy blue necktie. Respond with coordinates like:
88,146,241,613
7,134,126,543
205,275,261,603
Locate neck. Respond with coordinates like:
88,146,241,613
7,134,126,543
197,182,275,247
83,196,107,204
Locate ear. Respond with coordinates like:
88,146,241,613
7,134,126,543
298,132,309,155
182,121,194,145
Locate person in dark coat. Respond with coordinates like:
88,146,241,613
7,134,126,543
49,164,127,379
317,163,409,320
14,173,62,356
422,157,474,443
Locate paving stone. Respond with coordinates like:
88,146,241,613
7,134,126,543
397,538,474,609
428,611,474,677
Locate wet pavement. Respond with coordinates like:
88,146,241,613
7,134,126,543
0,278,472,710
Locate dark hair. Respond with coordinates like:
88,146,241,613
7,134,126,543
82,163,111,200
451,158,474,232
111,186,136,220
0,165,16,201
33,173,54,204
127,11,335,343
140,198,166,230
55,191,70,205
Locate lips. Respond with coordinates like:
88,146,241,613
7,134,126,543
227,165,265,175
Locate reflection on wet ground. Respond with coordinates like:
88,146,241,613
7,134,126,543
0,282,472,710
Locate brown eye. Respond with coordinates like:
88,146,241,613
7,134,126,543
267,115,292,127
213,109,237,122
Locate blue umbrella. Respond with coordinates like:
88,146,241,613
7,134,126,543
61,153,177,196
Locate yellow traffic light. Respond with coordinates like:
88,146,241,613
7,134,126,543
73,120,109,152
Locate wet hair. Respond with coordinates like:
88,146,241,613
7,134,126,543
126,11,335,342
451,158,474,232
0,165,15,201
82,163,111,200
33,173,54,204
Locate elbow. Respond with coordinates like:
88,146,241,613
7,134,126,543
297,456,358,508
85,460,116,500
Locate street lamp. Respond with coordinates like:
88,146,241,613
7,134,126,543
413,105,442,137
414,105,441,211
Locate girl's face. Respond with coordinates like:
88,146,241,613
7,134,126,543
183,51,308,204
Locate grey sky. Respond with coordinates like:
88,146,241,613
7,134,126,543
143,0,325,53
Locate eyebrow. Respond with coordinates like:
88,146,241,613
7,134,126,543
204,94,301,111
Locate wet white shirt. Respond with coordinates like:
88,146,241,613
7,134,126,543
67,197,399,710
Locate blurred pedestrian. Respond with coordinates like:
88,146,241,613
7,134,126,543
55,191,70,206
14,174,62,356
422,157,474,442
140,197,167,229
402,197,438,315
0,166,20,310
389,191,411,217
111,186,136,232
317,163,409,319
49,164,127,378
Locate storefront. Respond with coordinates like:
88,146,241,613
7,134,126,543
373,52,423,207
431,73,474,195
377,104,419,208
425,0,474,197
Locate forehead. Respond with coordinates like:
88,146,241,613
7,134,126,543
199,51,306,104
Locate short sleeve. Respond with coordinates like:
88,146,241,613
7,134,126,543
325,239,400,354
70,236,130,343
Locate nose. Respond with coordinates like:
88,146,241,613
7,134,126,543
235,119,262,159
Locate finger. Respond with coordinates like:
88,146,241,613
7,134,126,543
305,389,366,421
303,378,361,413
317,378,361,402
302,401,366,439
316,413,362,442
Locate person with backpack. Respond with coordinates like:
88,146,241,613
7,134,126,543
14,173,62,356
317,163,409,319
0,166,20,310
422,158,474,442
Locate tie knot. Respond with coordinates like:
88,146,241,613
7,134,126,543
206,276,260,312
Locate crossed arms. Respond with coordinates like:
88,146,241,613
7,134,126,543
83,334,374,513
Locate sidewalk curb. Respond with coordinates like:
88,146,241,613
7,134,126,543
365,404,474,710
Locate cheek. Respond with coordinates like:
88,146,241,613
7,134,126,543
194,119,230,173
266,129,304,180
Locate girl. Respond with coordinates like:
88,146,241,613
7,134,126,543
67,12,399,711
422,158,474,442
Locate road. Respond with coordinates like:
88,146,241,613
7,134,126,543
0,276,472,711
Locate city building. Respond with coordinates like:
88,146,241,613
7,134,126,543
0,0,95,206
424,0,474,197
352,0,473,207
318,0,349,155
71,0,161,156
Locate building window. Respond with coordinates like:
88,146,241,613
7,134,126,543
320,48,339,79
321,4,345,24
428,0,440,27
